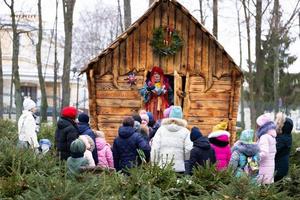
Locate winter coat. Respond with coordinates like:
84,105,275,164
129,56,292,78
67,157,89,177
230,142,260,178
208,131,231,171
55,117,80,160
151,118,193,173
257,123,277,184
275,118,293,181
84,150,96,167
112,126,151,172
149,120,161,140
95,138,114,168
18,110,39,148
186,137,216,174
78,122,99,165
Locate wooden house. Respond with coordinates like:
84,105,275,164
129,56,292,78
81,0,243,144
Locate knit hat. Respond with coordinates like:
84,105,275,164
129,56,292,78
256,113,272,127
163,106,173,118
212,121,228,131
132,114,142,123
140,113,149,125
239,129,254,144
190,127,203,142
70,139,86,158
95,130,105,138
79,135,95,151
23,98,36,111
61,106,77,119
78,113,89,123
169,106,183,119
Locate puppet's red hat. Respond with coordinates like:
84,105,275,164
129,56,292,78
150,66,164,77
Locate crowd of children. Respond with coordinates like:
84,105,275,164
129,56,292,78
17,97,295,184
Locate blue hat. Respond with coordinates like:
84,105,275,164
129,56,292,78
78,113,89,123
190,127,203,141
240,129,254,144
169,106,183,119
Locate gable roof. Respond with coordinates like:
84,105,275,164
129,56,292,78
81,0,242,75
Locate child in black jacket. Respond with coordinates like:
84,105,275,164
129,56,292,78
187,127,216,174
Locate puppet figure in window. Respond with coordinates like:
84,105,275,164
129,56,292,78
140,66,173,121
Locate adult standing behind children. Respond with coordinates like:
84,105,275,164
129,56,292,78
77,113,98,165
151,106,193,173
17,97,39,150
275,112,293,182
112,117,151,173
186,127,216,175
256,113,277,184
55,106,79,160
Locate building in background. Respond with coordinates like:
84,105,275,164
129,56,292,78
0,14,88,118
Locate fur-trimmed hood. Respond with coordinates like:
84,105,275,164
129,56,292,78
161,118,187,132
233,142,260,157
208,130,230,139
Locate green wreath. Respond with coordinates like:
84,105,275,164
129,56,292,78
150,26,183,56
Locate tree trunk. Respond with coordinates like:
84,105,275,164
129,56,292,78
242,0,256,129
53,0,59,123
0,36,3,119
123,0,131,29
117,0,124,33
273,0,280,113
236,0,245,128
36,0,48,122
4,0,22,120
61,0,76,108
199,0,205,24
213,0,218,38
255,0,264,116
149,0,154,6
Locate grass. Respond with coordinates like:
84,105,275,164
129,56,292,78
0,119,299,199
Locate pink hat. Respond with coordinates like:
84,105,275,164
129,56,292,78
256,113,272,127
163,106,173,118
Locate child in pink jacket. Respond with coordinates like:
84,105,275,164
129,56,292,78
256,113,277,184
95,131,114,168
208,130,231,171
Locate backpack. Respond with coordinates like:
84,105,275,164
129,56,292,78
242,155,259,177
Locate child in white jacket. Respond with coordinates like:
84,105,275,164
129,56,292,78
17,98,39,150
79,135,96,167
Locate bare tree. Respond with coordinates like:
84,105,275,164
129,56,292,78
236,0,244,128
36,0,48,122
4,0,23,120
53,0,59,123
0,33,3,119
61,0,76,108
213,0,218,38
254,0,263,116
73,3,120,68
123,0,131,29
242,0,255,129
272,0,280,113
117,0,124,32
199,0,205,24
149,0,155,6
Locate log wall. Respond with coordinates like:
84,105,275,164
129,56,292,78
86,0,243,144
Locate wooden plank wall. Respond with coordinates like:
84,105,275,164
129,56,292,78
94,74,144,143
87,0,243,143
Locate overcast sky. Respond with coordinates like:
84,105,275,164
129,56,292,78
0,0,299,73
